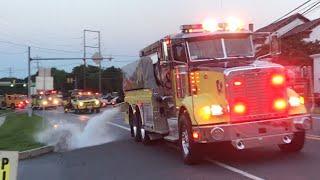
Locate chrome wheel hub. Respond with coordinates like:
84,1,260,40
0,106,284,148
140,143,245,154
141,128,145,140
133,126,137,137
181,129,190,156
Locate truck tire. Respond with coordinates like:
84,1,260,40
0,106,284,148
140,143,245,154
179,113,201,165
96,108,100,113
133,110,142,142
136,112,151,145
279,131,305,153
75,109,79,114
10,103,15,110
129,109,135,137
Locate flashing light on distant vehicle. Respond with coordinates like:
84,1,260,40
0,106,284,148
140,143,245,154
79,102,84,107
94,100,100,105
53,99,59,105
42,100,48,106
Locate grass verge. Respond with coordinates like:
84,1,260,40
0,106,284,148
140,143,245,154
0,113,44,151
0,109,11,115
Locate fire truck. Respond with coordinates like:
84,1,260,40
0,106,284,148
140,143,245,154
122,19,312,164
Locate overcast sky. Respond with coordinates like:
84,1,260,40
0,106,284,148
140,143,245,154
0,0,319,78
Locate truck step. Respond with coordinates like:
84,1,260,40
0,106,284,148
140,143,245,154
164,117,179,142
164,135,179,142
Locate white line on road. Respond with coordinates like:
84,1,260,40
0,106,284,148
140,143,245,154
206,159,265,180
106,121,131,131
106,121,264,180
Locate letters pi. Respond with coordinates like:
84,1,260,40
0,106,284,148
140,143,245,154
1,158,9,180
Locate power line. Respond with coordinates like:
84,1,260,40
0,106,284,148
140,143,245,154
273,0,312,23
298,0,320,12
0,50,28,55
302,1,320,14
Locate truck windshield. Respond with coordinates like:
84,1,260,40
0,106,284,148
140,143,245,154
188,39,224,60
78,95,94,100
188,35,254,61
224,36,253,57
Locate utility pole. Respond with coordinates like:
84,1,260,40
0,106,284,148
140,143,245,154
27,46,32,117
83,29,102,92
8,67,13,77
83,30,87,90
98,31,102,93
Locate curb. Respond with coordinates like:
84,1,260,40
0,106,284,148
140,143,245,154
19,146,54,160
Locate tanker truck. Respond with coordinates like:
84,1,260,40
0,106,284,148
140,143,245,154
121,19,312,164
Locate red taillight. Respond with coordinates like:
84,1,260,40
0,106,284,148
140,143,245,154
273,98,287,110
272,74,285,85
192,131,200,140
233,103,246,114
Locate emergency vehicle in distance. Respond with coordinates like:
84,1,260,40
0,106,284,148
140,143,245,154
1,94,28,109
64,91,101,114
31,90,60,110
122,18,312,164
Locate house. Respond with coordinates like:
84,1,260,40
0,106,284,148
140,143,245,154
256,13,310,37
283,18,320,42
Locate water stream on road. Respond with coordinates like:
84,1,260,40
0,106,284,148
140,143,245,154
36,108,120,151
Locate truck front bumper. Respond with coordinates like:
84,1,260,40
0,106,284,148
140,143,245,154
192,114,312,149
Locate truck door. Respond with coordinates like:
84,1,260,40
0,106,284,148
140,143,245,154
158,41,173,93
171,42,188,102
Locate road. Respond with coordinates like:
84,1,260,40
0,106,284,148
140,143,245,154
18,108,320,180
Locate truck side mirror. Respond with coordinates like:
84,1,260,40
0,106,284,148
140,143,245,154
270,35,281,56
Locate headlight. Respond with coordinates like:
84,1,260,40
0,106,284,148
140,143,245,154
42,100,48,106
95,100,100,105
200,105,224,119
53,99,59,105
79,102,84,106
289,96,304,107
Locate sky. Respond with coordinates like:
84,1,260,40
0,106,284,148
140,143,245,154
0,0,319,78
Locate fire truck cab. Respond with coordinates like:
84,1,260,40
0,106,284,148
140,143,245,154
123,20,312,164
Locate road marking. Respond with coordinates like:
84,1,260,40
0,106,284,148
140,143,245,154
206,159,265,180
306,134,320,141
106,121,131,131
107,121,264,180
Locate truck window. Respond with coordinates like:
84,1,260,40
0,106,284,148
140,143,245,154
162,42,169,61
173,44,187,62
224,36,253,57
188,39,224,60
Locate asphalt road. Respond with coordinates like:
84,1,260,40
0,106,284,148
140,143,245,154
18,108,320,180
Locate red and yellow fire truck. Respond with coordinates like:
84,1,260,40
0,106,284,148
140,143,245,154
122,19,311,164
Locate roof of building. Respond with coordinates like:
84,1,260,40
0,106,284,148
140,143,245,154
283,17,320,37
256,13,310,33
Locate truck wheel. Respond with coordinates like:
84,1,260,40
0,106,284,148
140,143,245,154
96,108,100,113
179,113,201,165
137,110,150,145
133,111,142,142
141,128,151,145
75,109,79,114
279,131,305,153
10,103,15,110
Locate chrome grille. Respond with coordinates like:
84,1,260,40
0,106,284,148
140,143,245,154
227,68,287,122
